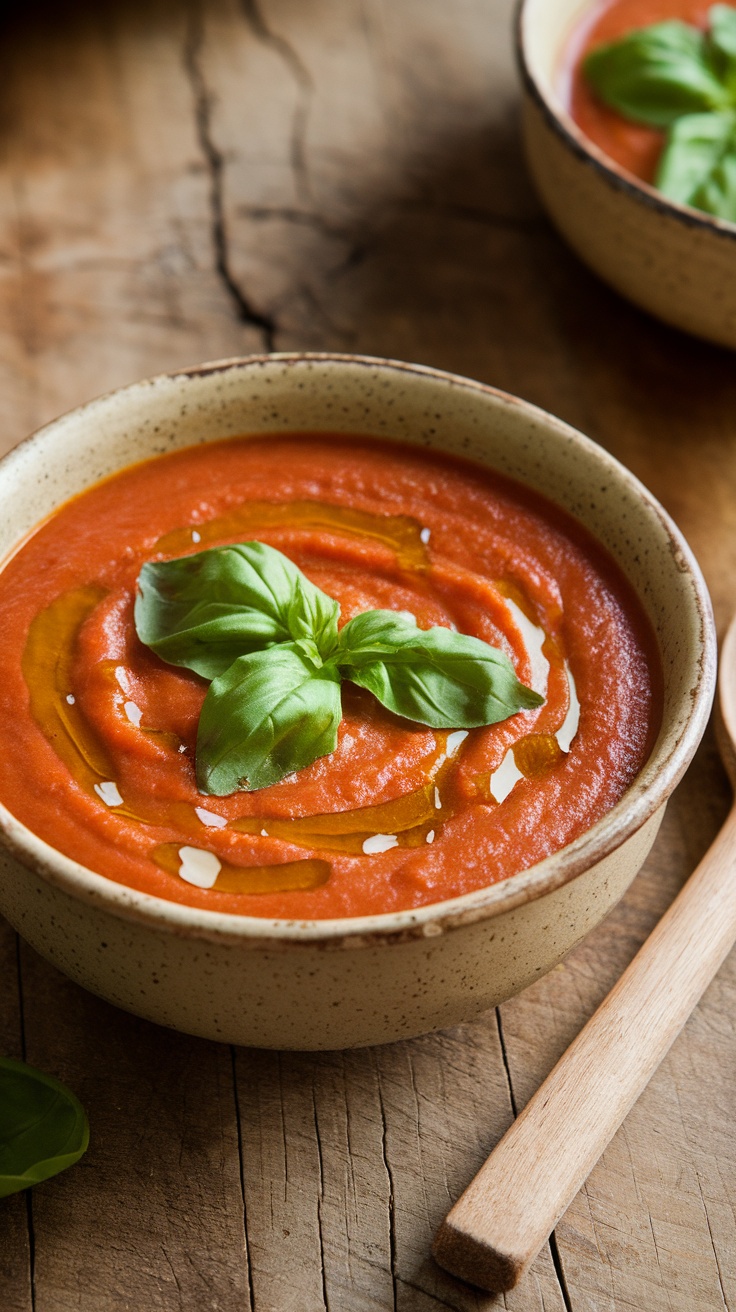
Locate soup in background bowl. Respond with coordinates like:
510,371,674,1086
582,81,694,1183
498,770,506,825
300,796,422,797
518,0,736,346
0,355,715,1048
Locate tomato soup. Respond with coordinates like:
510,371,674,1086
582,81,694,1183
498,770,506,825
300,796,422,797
0,435,661,919
561,0,731,183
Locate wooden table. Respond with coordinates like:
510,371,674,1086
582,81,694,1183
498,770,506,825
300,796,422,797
1,2,735,1308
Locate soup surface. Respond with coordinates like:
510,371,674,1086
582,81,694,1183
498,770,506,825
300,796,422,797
0,434,661,919
561,0,731,183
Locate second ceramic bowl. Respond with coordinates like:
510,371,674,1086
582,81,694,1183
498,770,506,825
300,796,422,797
518,0,736,348
0,355,716,1048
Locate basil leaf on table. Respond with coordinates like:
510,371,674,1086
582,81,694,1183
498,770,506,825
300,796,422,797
196,642,343,794
336,609,544,729
583,20,730,127
657,109,736,216
0,1058,89,1198
135,541,340,680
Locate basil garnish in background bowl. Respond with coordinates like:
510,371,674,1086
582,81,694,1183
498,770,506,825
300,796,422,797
135,541,543,796
0,1058,89,1198
584,4,736,221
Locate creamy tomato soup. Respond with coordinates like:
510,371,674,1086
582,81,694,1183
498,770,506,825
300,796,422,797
0,435,661,919
561,0,731,183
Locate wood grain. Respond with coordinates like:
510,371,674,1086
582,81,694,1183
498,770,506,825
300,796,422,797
19,944,250,1312
233,1030,566,1311
0,0,735,1308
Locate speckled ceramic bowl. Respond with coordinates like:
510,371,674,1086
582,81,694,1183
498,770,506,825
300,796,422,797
518,0,736,348
0,355,716,1048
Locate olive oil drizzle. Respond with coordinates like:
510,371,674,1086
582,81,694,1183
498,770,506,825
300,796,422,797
232,757,452,854
155,499,429,571
152,844,330,894
512,732,564,778
22,584,111,788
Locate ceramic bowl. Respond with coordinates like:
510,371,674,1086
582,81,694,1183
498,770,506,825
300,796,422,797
0,355,716,1049
518,0,736,348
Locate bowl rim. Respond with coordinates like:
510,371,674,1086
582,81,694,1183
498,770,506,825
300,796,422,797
515,0,736,242
0,352,717,948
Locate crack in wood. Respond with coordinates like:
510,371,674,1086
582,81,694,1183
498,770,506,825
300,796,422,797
548,1232,574,1312
233,195,376,297
697,1172,731,1312
235,204,349,239
239,0,313,205
231,1047,255,1312
496,1009,573,1312
375,1056,398,1312
183,0,276,350
311,1073,331,1312
647,1210,676,1312
494,1008,518,1119
159,1246,184,1301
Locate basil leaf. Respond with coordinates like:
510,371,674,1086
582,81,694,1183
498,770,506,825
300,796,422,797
692,141,736,217
0,1058,89,1198
196,643,342,794
657,110,736,217
691,146,736,216
137,542,546,794
336,610,543,729
584,21,730,127
135,541,340,680
709,5,736,90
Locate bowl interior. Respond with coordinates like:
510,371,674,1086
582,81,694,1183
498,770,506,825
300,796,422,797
0,354,716,937
520,0,594,111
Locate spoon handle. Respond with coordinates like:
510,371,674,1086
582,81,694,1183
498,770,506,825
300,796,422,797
433,805,736,1293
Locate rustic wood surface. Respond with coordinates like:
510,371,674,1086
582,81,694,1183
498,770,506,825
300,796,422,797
0,1,735,1308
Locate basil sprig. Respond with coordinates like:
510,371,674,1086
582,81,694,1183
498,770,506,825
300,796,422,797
584,5,736,220
0,1058,89,1198
135,541,543,796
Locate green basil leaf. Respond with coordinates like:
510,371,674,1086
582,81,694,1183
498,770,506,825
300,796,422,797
691,146,736,216
584,21,730,128
0,1058,89,1198
196,643,342,794
708,4,736,89
336,610,543,729
135,541,340,680
656,110,736,217
137,543,547,794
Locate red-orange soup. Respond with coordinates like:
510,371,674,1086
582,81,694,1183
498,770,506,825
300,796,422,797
561,0,733,185
0,435,662,919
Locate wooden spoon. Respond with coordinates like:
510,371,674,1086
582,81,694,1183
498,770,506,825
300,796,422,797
433,618,735,1294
